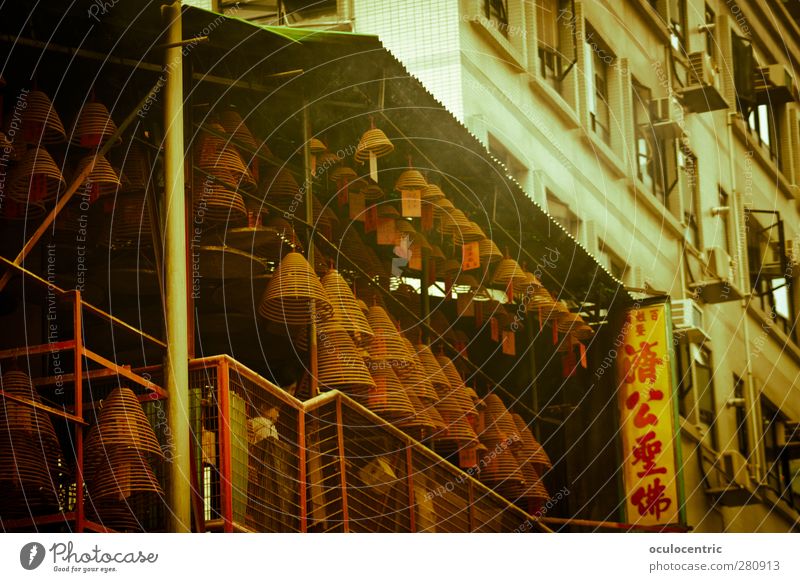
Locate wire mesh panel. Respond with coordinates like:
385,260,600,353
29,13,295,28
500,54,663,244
409,450,471,533
339,401,412,533
304,398,346,532
189,357,303,532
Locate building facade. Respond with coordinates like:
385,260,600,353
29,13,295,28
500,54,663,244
226,0,800,532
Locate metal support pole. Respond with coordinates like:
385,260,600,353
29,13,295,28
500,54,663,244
162,0,191,533
526,313,541,441
73,291,84,533
303,102,319,397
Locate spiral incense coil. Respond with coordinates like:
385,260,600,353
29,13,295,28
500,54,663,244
436,410,479,447
329,165,358,184
476,436,525,488
572,322,594,340
557,311,584,333
119,143,150,192
435,356,476,417
194,181,247,225
415,344,450,390
491,257,527,288
102,193,152,248
365,306,413,366
512,413,552,470
397,338,439,401
421,398,447,433
316,324,376,392
365,364,416,423
317,150,339,169
422,183,446,202
320,269,374,338
0,131,15,160
20,90,67,144
197,123,255,188
71,101,120,147
432,197,454,219
512,453,550,502
8,146,65,203
394,218,417,238
73,153,122,199
1,199,47,222
395,168,427,191
354,127,394,161
479,238,503,264
219,109,259,151
438,207,472,236
526,286,557,313
309,137,327,155
453,220,487,245
258,251,333,325
402,388,438,432
359,181,384,201
262,166,300,199
85,447,164,502
453,272,480,293
482,394,520,443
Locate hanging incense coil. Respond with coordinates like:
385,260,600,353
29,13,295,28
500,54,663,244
432,197,454,218
0,370,67,516
359,181,384,201
84,387,164,463
439,208,470,235
395,168,427,191
396,338,439,401
378,204,400,218
85,446,164,502
320,269,374,338
194,181,247,225
219,109,259,151
197,123,255,188
0,131,16,160
1,199,47,222
101,193,153,248
479,238,503,264
422,183,446,202
258,251,333,325
73,153,122,199
119,142,150,192
512,452,549,502
492,257,527,288
436,409,479,447
394,218,417,239
20,90,67,144
481,447,527,499
71,101,120,147
573,322,594,340
453,273,481,293
355,127,394,161
415,343,451,390
403,389,441,433
452,219,487,244
443,259,463,277
309,137,327,155
316,323,376,392
365,365,416,424
365,305,413,367
557,311,584,333
482,394,520,443
8,146,65,203
435,356,476,416
329,165,358,184
263,166,300,199
527,286,557,313
317,149,339,170
512,413,553,472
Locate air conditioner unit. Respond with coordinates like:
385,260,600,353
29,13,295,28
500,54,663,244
671,297,705,331
706,246,733,280
719,450,752,489
687,52,717,87
754,64,798,103
786,237,800,267
649,96,686,139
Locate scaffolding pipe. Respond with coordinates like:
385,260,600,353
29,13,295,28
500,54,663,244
303,102,319,397
162,0,191,532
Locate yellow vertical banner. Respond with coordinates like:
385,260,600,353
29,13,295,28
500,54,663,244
616,302,682,526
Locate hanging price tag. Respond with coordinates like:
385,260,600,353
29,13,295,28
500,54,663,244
502,330,516,356
401,189,422,217
461,241,480,270
377,217,396,245
579,342,587,368
409,246,422,271
459,447,478,468
364,204,378,233
427,261,437,286
456,292,475,318
421,204,434,232
490,317,499,342
349,191,365,221
552,322,558,344
337,178,349,206
562,350,576,379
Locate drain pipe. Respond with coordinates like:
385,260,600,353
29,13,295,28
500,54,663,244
162,0,191,532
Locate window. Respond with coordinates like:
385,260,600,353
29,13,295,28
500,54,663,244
546,190,580,238
281,0,339,27
678,147,700,248
704,5,716,60
584,27,613,144
676,341,718,450
632,79,666,199
483,0,509,33
733,375,749,458
712,188,732,256
761,398,793,496
745,209,795,338
537,0,571,91
669,0,688,54
747,103,779,162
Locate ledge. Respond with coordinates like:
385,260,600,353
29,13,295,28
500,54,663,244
625,177,685,239
630,0,672,44
579,129,629,180
529,75,581,130
467,15,527,72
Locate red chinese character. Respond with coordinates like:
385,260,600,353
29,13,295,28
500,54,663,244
636,311,646,322
622,341,663,385
625,392,659,427
636,323,646,337
631,478,672,520
632,431,668,478
650,309,659,321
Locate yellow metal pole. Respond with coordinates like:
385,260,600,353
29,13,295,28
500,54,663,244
162,0,191,532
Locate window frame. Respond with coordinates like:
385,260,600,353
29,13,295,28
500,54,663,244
584,26,613,145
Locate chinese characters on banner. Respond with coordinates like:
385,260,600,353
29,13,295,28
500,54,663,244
616,303,682,526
